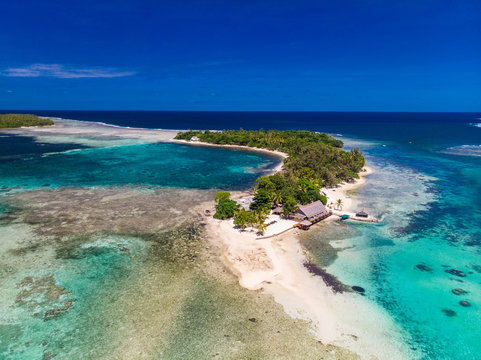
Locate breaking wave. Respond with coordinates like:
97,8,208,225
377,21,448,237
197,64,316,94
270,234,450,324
443,144,481,157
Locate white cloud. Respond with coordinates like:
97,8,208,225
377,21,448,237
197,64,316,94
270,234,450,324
1,64,136,78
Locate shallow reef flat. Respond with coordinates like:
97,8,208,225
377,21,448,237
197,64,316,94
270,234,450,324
0,187,357,359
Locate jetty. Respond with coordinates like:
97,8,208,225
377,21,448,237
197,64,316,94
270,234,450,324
330,208,379,223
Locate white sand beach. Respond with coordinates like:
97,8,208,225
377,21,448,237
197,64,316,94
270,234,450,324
173,139,288,175
323,166,372,213
205,213,411,359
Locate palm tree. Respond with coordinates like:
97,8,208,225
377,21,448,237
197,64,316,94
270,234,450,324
234,214,248,231
298,181,308,194
270,191,282,206
257,221,267,235
254,210,266,224
254,210,267,234
233,206,241,218
336,199,343,210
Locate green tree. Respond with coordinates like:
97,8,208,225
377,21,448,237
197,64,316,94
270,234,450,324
0,114,54,128
307,188,322,203
214,199,238,219
319,194,328,205
298,167,315,180
215,192,231,203
250,189,271,212
233,210,250,230
281,195,298,217
270,191,283,206
254,210,268,234
336,199,343,210
257,221,267,235
255,176,275,193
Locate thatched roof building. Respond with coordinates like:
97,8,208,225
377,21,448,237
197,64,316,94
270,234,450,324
293,200,329,220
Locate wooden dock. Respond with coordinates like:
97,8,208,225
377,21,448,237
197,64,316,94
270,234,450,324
331,210,379,223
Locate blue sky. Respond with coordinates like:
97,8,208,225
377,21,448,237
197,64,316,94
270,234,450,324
0,0,479,111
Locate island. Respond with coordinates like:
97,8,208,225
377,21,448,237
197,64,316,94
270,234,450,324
174,129,378,349
175,129,367,232
0,113,54,128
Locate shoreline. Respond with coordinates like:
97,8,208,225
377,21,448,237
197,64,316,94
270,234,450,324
202,161,412,359
324,166,373,215
173,139,288,175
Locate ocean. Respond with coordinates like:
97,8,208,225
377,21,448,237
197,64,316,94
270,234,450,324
1,111,480,359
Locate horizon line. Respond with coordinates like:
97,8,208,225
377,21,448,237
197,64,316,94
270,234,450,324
1,109,480,114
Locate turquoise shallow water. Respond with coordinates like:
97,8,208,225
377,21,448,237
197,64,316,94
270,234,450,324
0,139,279,190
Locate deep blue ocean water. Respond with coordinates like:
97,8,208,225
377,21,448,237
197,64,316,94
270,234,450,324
1,111,481,359
3,110,481,149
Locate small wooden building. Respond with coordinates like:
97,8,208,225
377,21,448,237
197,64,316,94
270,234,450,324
293,200,330,221
356,209,369,218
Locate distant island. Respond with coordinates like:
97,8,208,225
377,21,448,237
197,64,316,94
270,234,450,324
175,129,365,227
0,113,54,128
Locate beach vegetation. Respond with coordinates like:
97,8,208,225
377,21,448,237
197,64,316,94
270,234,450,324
213,192,238,219
178,129,365,217
175,129,364,188
281,195,298,217
249,188,271,212
269,191,283,206
254,210,268,235
175,129,343,149
214,192,231,203
233,209,255,230
319,194,328,205
336,199,344,210
0,114,54,128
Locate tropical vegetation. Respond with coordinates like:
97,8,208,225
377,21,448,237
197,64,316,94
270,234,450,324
175,129,364,187
336,199,344,210
213,192,238,219
0,114,54,128
188,129,365,231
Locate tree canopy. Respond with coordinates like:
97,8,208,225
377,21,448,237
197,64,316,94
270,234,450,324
183,129,365,220
0,114,54,128
213,192,238,219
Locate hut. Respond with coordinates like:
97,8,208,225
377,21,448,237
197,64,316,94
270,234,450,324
272,206,282,215
355,209,369,218
293,200,329,221
190,136,200,141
